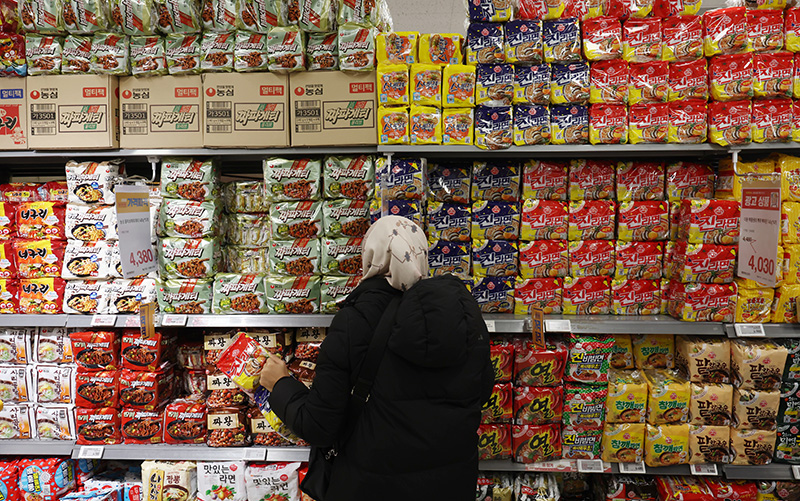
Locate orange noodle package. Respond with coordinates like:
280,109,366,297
550,62,589,105
668,59,708,101
467,23,505,65
513,104,550,146
477,63,514,107
543,18,581,63
754,51,793,99
419,33,463,66
378,107,410,145
443,64,476,107
376,32,417,65
514,64,551,105
748,9,784,53
590,104,629,145
519,240,568,279
563,276,612,315
522,160,568,200
617,161,665,201
590,59,629,105
710,53,753,101
551,105,588,145
513,424,562,463
569,159,615,200
443,108,475,146
513,336,567,387
629,61,668,104
378,64,409,106
629,103,669,144
668,99,707,144
662,15,703,62
752,99,792,143
582,16,622,62
568,239,615,277
703,7,750,57
409,105,442,145
505,20,543,65
215,332,269,391
623,18,662,64
475,105,513,150
513,386,563,425
708,100,752,146
787,7,800,52
411,63,442,106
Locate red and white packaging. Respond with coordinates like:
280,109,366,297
76,407,122,445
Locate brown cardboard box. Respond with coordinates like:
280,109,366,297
0,78,27,150
27,74,119,150
203,72,289,148
120,75,203,149
289,71,377,147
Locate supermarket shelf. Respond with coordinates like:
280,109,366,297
725,324,800,338
184,315,334,328
724,464,795,481
0,440,76,456
69,445,312,462
544,315,725,336
0,147,379,162
479,459,580,472
0,315,68,327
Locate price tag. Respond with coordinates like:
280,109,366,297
484,320,496,333
738,175,781,287
162,314,188,327
690,464,719,476
531,307,545,350
125,316,140,328
243,448,267,461
792,465,800,480
577,460,604,473
191,316,212,328
91,315,116,327
78,446,104,459
618,462,646,474
545,319,571,333
116,185,157,279
735,324,766,337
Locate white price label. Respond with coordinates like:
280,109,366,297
116,185,157,279
738,177,782,287
78,446,104,459
124,316,140,328
577,460,604,473
192,316,212,328
484,320,496,333
91,315,116,327
618,462,646,474
243,448,267,461
162,314,188,326
792,465,800,480
545,319,571,332
690,464,719,476
735,324,766,337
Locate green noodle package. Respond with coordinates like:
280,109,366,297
202,0,237,32
323,155,375,200
268,239,322,276
323,199,370,238
200,31,234,71
155,0,202,34
130,35,167,76
212,273,268,314
64,0,110,34
25,35,63,75
337,0,378,27
62,35,92,74
270,201,323,240
321,276,360,313
298,0,335,33
267,25,305,72
266,276,321,314
263,157,322,202
338,22,376,71
19,0,64,33
237,0,283,33
321,237,363,276
234,30,268,72
111,0,158,35
91,32,129,75
159,237,222,279
166,33,202,74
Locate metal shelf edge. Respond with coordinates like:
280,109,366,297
723,464,794,480
0,147,379,161
0,440,75,456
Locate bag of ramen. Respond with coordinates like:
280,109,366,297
513,63,550,105
644,424,689,467
443,64,476,107
161,158,219,201
200,31,234,72
629,61,668,105
233,31,268,72
62,34,93,74
550,62,589,105
505,20,543,65
753,99,792,143
710,53,753,101
475,105,513,150
202,0,238,32
519,240,568,279
467,23,504,65
155,0,202,34
270,201,322,241
623,18,661,63
662,15,703,62
19,0,64,33
63,0,109,33
589,104,628,145
602,423,646,462
427,163,470,204
668,99,706,144
522,160,568,200
130,35,167,76
473,240,518,278
471,201,520,241
339,23,376,71
472,161,521,202
668,59,708,102
263,157,321,202
378,107,410,145
468,0,513,22
615,241,664,280
376,32,417,65
568,240,615,277
157,278,212,314
323,155,374,201
788,7,800,52
419,33,463,66
616,161,665,202
754,51,793,99
472,277,514,314
709,99,752,146
748,9,784,53
551,105,588,144
704,7,750,57
569,159,614,201
731,428,777,465
476,63,513,107
590,59,628,105
268,26,305,72
513,277,562,315
111,0,158,35
409,105,442,145
166,33,201,74
583,16,622,62
516,0,557,20
410,63,442,107
337,0,378,26
159,200,221,239
237,0,282,33
25,34,62,76
427,239,470,276
562,276,611,315
159,237,221,280
513,104,549,146
378,64,409,106
426,202,470,242
543,18,581,63
305,32,338,71
629,103,668,144
442,108,475,146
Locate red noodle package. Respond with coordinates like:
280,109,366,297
522,160,568,200
708,100,752,146
748,9,784,53
164,397,207,444
490,340,514,383
478,424,512,460
616,161,665,201
0,241,14,278
752,99,792,143
629,103,669,144
654,0,702,19
513,423,562,463
13,239,65,279
121,329,176,372
15,202,66,240
513,386,563,425
788,7,800,52
513,337,567,387
569,159,615,201
704,7,749,57
668,59,708,102
662,15,703,62
482,383,513,423
794,100,800,142
710,53,753,101
71,330,121,371
754,51,793,99
568,240,615,277
669,99,707,144
623,18,662,63
629,61,668,105
19,277,65,314
216,332,270,391
122,407,165,444
75,370,120,408
1,183,40,203
76,407,121,445
0,279,19,314
615,241,665,280
583,17,622,61
0,202,15,239
589,104,628,145
120,367,176,410
590,59,628,105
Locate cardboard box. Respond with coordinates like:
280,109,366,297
120,75,203,149
27,74,119,150
289,71,377,147
0,78,27,150
203,72,289,148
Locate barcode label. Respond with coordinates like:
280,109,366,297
122,103,148,135
123,104,147,110
207,125,231,133
31,127,56,136
296,100,319,108
30,104,56,135
207,102,230,109
124,127,147,135
296,124,319,132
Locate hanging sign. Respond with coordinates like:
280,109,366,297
737,176,781,287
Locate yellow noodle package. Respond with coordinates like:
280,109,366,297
645,370,690,425
783,202,800,244
689,383,733,426
442,108,474,146
735,285,775,323
410,63,442,106
606,369,648,423
611,335,635,370
784,244,800,284
378,64,410,106
602,423,645,463
689,425,731,464
376,32,419,65
778,153,800,202
418,33,463,66
645,424,689,467
772,284,800,323
633,334,674,370
409,105,442,145
443,64,476,107
378,107,410,145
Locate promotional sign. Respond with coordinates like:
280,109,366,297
116,185,157,279
737,175,781,287
531,306,545,349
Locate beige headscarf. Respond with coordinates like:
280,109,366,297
361,216,429,291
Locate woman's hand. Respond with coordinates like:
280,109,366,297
260,356,291,392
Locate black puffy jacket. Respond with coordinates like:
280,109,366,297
269,275,493,501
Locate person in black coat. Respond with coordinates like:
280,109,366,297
260,216,493,501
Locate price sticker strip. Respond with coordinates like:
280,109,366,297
484,320,496,333
735,324,766,337
91,315,117,327
78,446,104,460
162,314,188,327
690,464,718,476
617,462,646,474
545,319,571,333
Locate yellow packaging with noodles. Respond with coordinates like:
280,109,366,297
376,32,419,65
611,335,635,370
787,8,800,53
772,284,800,323
645,369,690,425
794,101,800,143
778,153,800,202
418,33,463,66
443,64,476,107
784,244,800,284
606,369,648,423
645,424,689,467
735,284,775,323
377,64,410,106
410,63,442,107
442,108,474,146
602,423,645,463
409,105,441,145
378,107,409,145
783,202,800,244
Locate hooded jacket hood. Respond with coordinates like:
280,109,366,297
387,276,470,369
